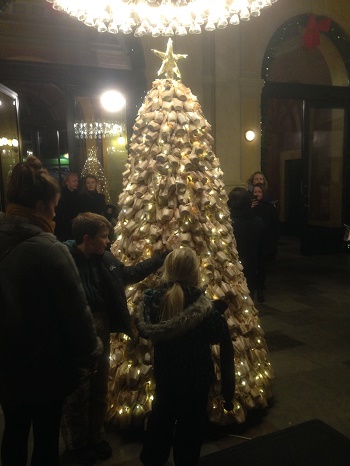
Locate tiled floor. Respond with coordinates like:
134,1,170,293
1,236,350,465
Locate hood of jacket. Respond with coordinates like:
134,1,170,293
136,286,213,343
0,213,47,241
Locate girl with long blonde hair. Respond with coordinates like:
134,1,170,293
136,247,235,466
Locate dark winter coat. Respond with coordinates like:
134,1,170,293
136,285,235,407
254,200,280,258
77,190,106,216
0,214,101,405
54,186,80,241
65,241,168,338
231,209,265,293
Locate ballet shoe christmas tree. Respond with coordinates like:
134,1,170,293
107,39,273,429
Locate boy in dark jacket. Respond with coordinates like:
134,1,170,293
61,212,167,465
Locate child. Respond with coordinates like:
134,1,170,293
136,247,235,466
252,183,280,302
61,212,168,465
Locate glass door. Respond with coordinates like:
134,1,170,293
0,83,20,211
301,103,346,254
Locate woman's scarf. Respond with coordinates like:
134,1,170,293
6,203,55,234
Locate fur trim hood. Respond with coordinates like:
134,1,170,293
0,213,49,240
136,289,213,343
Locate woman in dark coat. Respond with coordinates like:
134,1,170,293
228,187,265,297
77,174,106,215
0,157,101,466
136,248,235,466
252,183,280,302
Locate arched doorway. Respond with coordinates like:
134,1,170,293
261,15,350,254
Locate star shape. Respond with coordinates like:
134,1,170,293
152,38,188,80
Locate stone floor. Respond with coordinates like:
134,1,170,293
1,236,350,465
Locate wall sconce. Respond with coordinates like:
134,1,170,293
244,130,255,142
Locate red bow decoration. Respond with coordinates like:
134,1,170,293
303,15,331,49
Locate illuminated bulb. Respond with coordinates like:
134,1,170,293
245,130,256,141
100,90,126,112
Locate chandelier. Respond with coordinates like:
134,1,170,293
47,0,278,37
74,121,125,139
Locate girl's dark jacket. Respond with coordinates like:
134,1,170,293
254,200,280,258
64,241,167,338
136,285,235,408
0,214,102,405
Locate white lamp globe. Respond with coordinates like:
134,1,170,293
100,90,126,112
245,130,256,142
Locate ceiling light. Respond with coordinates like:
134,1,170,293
46,0,278,37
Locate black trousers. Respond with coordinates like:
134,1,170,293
1,398,64,466
61,311,110,450
140,386,210,466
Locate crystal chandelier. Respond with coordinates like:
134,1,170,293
47,0,278,37
74,121,125,139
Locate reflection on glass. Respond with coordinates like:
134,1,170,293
74,96,128,207
0,84,20,210
308,108,343,227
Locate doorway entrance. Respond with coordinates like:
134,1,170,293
261,15,350,255
262,83,350,255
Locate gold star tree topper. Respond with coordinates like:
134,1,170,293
152,38,188,80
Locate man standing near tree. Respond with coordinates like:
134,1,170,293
54,172,80,241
